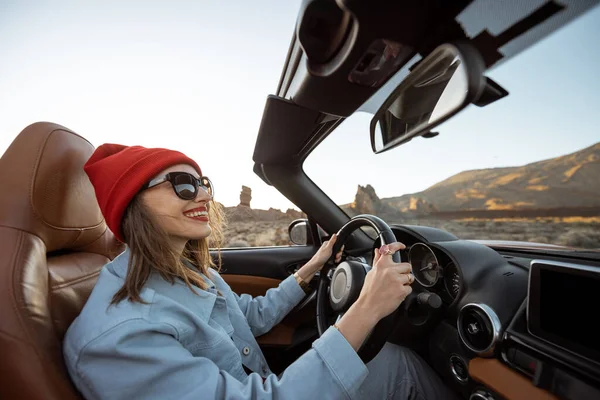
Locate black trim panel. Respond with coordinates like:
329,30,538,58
215,245,317,280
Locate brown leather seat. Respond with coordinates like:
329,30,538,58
0,122,125,399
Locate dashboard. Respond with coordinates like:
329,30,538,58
381,224,600,400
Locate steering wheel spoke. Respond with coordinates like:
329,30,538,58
326,267,335,281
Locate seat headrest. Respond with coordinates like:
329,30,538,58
0,122,111,252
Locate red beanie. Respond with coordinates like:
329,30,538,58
84,143,201,242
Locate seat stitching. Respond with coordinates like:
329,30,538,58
51,270,101,290
9,231,50,364
9,231,29,339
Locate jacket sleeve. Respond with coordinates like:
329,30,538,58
232,274,306,336
71,320,368,400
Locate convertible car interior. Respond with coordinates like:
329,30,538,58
0,1,598,400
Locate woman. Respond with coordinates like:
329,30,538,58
63,143,456,399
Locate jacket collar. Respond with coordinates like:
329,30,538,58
107,247,218,321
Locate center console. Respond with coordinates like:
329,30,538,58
527,260,600,364
501,260,600,399
426,255,600,400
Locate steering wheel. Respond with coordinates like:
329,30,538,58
316,214,402,364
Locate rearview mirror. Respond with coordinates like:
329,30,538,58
370,42,485,153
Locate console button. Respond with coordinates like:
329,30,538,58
470,389,495,400
449,354,469,384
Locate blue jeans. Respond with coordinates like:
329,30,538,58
357,342,459,400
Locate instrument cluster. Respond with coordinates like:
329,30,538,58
408,243,463,302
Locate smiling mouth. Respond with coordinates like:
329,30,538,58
183,209,209,222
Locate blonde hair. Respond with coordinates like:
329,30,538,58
112,194,226,304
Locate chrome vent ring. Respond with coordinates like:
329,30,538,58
457,303,501,356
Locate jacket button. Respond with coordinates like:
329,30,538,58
242,346,250,356
262,366,268,374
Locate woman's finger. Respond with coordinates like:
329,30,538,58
395,263,412,274
397,273,413,285
388,264,412,276
332,234,338,246
382,242,406,254
373,247,382,265
376,243,407,266
376,244,397,264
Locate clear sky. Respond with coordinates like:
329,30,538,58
1,1,599,210
306,3,600,204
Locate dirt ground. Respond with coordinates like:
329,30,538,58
223,220,294,247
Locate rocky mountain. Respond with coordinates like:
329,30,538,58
341,184,405,220
345,142,600,216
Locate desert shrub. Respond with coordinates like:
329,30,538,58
528,236,550,244
485,221,497,230
558,229,600,249
464,220,486,228
226,239,250,248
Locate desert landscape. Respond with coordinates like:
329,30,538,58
223,143,600,249
221,186,307,247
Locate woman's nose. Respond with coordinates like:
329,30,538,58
195,185,212,202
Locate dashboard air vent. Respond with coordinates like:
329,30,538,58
457,303,501,356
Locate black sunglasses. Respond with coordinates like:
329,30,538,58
142,172,214,200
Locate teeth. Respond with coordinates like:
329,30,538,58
185,210,208,217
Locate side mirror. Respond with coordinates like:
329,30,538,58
289,219,309,245
370,41,485,153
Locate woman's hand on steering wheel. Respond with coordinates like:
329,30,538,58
316,215,413,363
357,242,414,321
307,233,344,269
297,233,344,281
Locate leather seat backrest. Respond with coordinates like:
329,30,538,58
0,122,125,399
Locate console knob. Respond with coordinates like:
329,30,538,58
469,389,495,400
417,292,442,309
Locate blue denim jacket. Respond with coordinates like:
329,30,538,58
63,249,369,399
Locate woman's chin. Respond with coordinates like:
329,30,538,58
185,225,212,240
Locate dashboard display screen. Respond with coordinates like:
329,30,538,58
528,261,600,363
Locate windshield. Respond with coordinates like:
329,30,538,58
305,6,600,250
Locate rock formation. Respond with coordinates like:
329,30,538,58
239,185,252,207
407,197,438,213
352,184,381,215
343,184,404,220
225,186,306,223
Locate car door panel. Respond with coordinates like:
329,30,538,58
221,274,295,347
214,245,320,373
217,246,316,279
222,274,282,297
